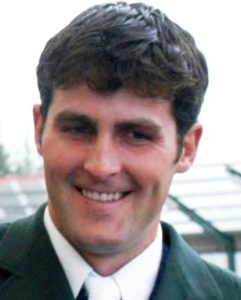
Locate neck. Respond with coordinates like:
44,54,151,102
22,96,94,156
78,235,157,276
72,224,160,276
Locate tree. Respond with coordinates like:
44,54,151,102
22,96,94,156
0,144,11,176
11,139,44,176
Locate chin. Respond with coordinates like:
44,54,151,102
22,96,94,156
72,234,131,256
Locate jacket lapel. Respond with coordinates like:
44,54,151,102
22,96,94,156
153,223,223,300
0,204,74,300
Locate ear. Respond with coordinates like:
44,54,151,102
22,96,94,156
33,104,44,155
176,123,202,173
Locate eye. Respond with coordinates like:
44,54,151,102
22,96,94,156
130,131,150,141
61,122,95,137
125,130,156,145
117,124,160,145
69,125,90,134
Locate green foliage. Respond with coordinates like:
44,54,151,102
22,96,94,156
0,142,43,177
0,144,11,176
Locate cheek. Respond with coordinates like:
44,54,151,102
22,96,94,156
127,151,175,207
42,138,85,174
127,151,173,184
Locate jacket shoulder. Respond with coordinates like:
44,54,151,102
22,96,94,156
206,261,241,296
0,205,47,273
0,215,36,246
0,221,25,284
0,222,11,242
161,222,241,299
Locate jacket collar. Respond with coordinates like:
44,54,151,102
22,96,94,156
0,204,74,300
153,222,223,300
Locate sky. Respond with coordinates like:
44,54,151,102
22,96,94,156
0,0,240,166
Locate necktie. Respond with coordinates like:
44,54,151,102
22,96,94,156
84,271,121,300
76,285,88,300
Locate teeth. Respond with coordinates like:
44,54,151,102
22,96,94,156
82,189,123,202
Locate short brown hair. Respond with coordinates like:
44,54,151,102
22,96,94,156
37,1,208,142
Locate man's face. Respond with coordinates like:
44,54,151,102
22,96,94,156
34,84,201,270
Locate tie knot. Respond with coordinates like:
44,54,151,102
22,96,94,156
84,272,121,300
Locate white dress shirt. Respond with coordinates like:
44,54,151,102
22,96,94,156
44,207,163,300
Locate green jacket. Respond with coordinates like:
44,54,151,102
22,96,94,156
0,204,240,299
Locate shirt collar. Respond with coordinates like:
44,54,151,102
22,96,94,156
44,206,163,300
44,207,91,297
112,225,162,300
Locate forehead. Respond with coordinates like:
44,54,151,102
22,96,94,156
48,84,174,124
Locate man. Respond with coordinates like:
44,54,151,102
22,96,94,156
0,2,240,299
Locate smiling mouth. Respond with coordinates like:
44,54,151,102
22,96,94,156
76,188,130,202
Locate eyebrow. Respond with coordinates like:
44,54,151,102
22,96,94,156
54,111,97,126
116,119,163,136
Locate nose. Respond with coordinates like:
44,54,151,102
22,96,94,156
83,135,122,180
